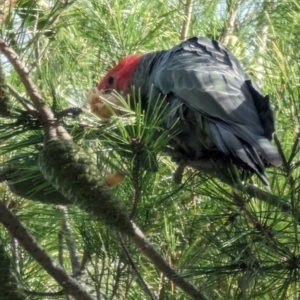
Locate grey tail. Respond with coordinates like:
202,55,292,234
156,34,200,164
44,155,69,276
210,124,271,185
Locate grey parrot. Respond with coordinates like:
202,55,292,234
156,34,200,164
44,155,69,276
95,36,282,184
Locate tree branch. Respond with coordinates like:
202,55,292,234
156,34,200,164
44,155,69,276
288,130,300,165
180,0,193,41
130,137,142,219
255,0,269,81
0,0,18,24
24,289,64,297
165,149,298,220
0,37,68,140
0,237,26,300
0,38,53,121
0,201,96,300
220,0,240,46
6,83,37,113
59,205,81,276
129,222,208,299
118,233,156,300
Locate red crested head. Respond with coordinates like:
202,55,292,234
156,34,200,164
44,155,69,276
97,55,142,94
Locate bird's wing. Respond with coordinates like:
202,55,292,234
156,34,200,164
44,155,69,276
153,37,281,175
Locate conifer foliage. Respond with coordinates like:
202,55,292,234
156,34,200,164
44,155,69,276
0,0,299,299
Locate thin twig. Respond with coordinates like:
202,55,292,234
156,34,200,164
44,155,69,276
55,107,83,119
243,184,296,214
58,230,64,267
10,236,20,274
80,249,90,273
274,133,296,205
0,37,68,140
130,137,142,219
129,222,208,300
0,38,53,121
59,205,81,276
0,201,96,300
156,272,164,300
180,0,193,41
46,0,78,28
0,60,12,117
6,83,37,113
288,130,300,165
24,289,64,297
233,193,277,252
109,255,125,300
165,147,300,221
91,255,105,300
273,133,289,173
0,0,18,24
7,83,82,120
118,233,156,300
220,0,240,46
232,192,294,278
256,13,269,81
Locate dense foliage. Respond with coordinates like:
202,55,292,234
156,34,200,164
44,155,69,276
0,0,299,299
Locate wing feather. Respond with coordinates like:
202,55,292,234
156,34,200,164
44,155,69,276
152,36,282,182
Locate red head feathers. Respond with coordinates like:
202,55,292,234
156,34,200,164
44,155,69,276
88,55,142,120
97,55,142,94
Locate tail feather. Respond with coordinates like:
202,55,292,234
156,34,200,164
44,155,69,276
254,137,282,167
218,122,282,168
210,123,271,185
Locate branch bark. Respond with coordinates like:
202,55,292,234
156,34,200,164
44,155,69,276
0,201,96,300
0,37,68,140
59,205,81,276
118,233,156,300
256,0,270,81
0,237,26,300
180,0,193,41
220,0,240,46
0,0,18,24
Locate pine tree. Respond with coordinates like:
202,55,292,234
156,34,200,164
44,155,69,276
0,0,299,299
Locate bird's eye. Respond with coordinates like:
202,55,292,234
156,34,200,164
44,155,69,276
107,76,114,85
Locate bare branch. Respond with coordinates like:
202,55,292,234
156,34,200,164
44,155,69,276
0,235,26,300
220,0,240,46
0,0,18,24
55,107,83,119
59,205,81,277
58,230,64,267
24,289,64,297
165,147,298,220
243,184,297,218
10,237,20,274
0,37,69,140
0,201,96,300
130,137,142,219
288,130,300,165
129,222,208,300
118,233,156,300
180,0,193,41
0,38,53,122
6,83,37,113
80,248,90,273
